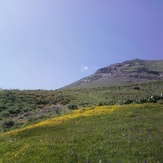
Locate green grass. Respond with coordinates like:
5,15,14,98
0,103,162,162
0,81,163,130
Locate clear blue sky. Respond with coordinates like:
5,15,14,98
0,0,162,90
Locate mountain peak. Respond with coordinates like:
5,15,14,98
64,59,163,89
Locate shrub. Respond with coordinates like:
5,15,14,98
53,106,63,114
8,107,21,114
2,118,15,128
133,86,140,90
123,99,133,104
0,105,7,112
98,102,108,106
68,104,78,110
28,116,34,122
0,110,10,118
98,102,103,106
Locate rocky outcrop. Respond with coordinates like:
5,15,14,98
64,59,163,89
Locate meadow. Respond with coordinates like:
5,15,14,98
0,103,162,162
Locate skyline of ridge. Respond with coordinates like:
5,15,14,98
0,1,163,89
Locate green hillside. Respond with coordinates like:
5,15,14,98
0,81,163,130
0,59,162,162
0,103,162,162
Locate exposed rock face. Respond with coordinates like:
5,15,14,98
95,59,163,80
64,59,163,89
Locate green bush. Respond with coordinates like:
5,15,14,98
2,118,15,128
0,105,7,112
8,107,21,114
1,111,10,118
68,104,78,110
123,99,133,104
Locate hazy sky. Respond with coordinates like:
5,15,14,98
0,0,163,90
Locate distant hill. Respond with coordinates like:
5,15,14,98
64,59,163,89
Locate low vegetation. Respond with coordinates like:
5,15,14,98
0,103,162,162
0,81,162,130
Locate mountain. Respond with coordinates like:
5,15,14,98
64,59,163,89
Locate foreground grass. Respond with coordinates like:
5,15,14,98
0,103,162,162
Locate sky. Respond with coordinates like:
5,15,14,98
0,0,163,90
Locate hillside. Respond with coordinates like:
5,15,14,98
65,59,163,89
0,59,162,162
0,81,163,130
0,103,162,162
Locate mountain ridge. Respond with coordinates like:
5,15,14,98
64,59,163,89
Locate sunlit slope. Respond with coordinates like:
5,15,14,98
0,80,163,130
0,103,162,162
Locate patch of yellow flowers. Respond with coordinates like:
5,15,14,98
4,104,142,136
3,143,29,162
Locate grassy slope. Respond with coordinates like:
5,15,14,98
0,81,162,131
65,81,163,106
0,103,162,162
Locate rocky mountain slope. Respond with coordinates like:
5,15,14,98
64,59,163,89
